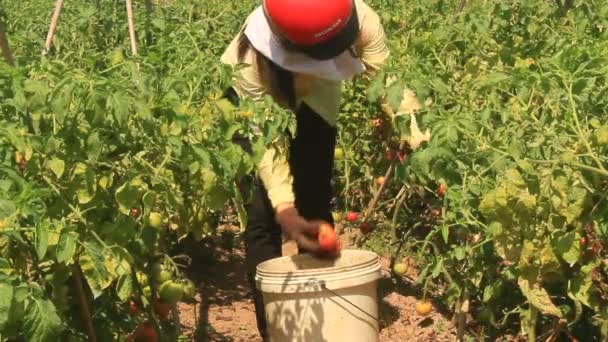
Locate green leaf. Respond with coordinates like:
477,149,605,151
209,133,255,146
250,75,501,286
86,132,102,162
14,285,30,302
518,273,562,318
23,297,62,342
483,280,503,303
36,221,49,260
568,263,600,310
142,191,157,213
478,72,509,87
431,258,444,278
366,74,384,103
110,92,129,125
224,123,241,141
46,159,65,179
56,231,77,264
69,163,97,205
441,224,449,243
215,99,235,115
385,81,404,111
483,285,494,303
115,180,147,215
0,284,14,329
559,187,589,224
416,264,430,285
0,199,17,219
79,241,114,298
515,193,536,216
454,247,466,261
198,167,217,192
554,232,580,265
504,169,525,188
116,274,133,302
206,185,230,210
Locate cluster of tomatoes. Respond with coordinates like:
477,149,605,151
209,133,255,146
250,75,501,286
127,263,197,341
392,260,433,317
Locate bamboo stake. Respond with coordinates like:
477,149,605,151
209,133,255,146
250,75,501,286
0,17,14,66
42,0,64,56
126,0,138,56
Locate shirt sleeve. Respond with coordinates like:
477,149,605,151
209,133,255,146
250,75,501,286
355,0,390,74
257,136,296,207
223,46,296,209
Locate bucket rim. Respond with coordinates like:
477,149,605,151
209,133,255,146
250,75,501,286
255,249,382,293
256,249,379,276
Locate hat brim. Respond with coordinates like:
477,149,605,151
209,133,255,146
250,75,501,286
272,4,360,61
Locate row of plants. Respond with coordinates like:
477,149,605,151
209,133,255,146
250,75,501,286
333,0,608,340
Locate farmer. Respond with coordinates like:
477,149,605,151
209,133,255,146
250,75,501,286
220,0,402,339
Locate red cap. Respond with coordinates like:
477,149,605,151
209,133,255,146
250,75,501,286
263,0,354,46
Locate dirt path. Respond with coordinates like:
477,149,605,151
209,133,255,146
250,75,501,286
176,229,456,341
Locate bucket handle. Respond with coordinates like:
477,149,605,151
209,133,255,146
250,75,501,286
317,281,379,323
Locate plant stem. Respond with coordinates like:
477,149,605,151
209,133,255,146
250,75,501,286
565,81,605,171
355,159,396,247
456,289,469,342
528,306,537,342
171,305,181,338
390,186,408,243
72,261,97,342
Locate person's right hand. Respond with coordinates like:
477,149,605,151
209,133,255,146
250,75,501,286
274,203,321,254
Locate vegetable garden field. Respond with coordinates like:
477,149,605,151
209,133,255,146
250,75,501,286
0,0,607,341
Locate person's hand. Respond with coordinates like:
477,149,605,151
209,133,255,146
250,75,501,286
274,203,321,254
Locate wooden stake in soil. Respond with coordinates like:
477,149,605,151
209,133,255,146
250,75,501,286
42,0,64,56
126,0,138,56
72,262,98,342
0,18,14,66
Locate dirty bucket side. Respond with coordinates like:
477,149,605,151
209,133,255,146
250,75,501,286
255,250,382,342
263,281,379,342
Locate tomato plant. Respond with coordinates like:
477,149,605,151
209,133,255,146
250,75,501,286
333,0,608,340
0,0,286,339
0,0,607,340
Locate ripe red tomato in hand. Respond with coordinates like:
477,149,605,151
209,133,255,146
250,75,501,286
346,212,359,222
318,222,340,254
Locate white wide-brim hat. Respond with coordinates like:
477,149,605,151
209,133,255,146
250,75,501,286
243,6,366,81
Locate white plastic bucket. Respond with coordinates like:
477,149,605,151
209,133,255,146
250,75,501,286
255,249,382,342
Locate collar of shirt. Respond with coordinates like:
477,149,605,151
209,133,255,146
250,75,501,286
243,6,366,82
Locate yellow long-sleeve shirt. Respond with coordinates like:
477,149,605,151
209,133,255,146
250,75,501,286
221,0,390,209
